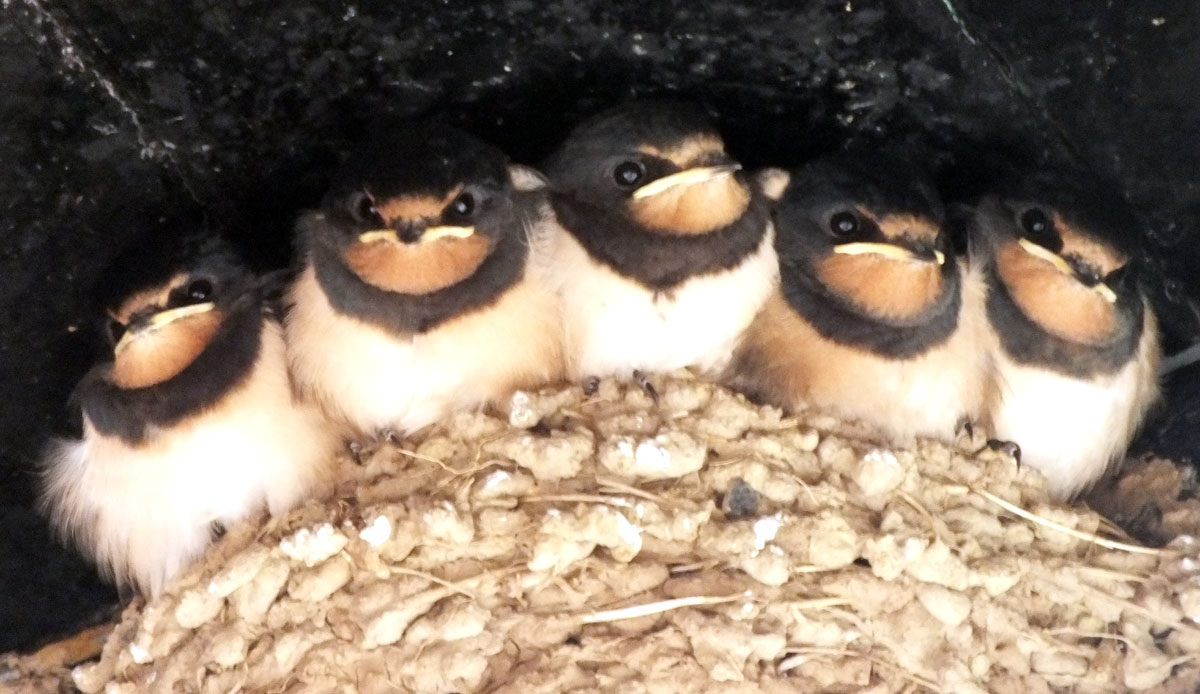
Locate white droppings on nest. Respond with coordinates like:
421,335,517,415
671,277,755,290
126,643,150,666
503,386,580,429
482,469,509,490
613,509,643,549
598,429,707,480
358,514,392,547
58,374,1200,694
854,447,906,500
506,390,538,428
635,437,672,469
752,513,782,550
278,523,346,566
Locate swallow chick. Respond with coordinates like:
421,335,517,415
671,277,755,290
726,152,989,444
285,124,562,436
536,101,780,383
40,237,337,596
972,169,1160,498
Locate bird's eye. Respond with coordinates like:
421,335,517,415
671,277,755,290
828,211,860,238
1019,207,1060,250
612,161,646,188
105,317,126,347
349,191,383,225
447,191,477,221
185,279,214,304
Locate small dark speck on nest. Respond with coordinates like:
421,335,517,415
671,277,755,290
722,478,760,519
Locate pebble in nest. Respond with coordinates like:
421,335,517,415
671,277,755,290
537,100,785,396
285,122,564,439
967,166,1161,500
38,235,338,596
725,150,988,447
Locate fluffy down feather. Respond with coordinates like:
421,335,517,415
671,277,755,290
41,322,337,595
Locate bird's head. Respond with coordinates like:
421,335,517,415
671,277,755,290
544,101,751,235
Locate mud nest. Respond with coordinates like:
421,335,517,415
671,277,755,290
32,374,1200,692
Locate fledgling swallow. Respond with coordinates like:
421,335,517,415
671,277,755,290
536,101,780,384
726,152,989,444
40,237,337,596
285,124,563,436
971,168,1160,498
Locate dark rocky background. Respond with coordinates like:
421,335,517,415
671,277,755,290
2,0,1198,653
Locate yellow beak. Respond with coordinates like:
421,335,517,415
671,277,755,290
1018,238,1117,303
358,229,399,244
631,164,742,200
421,225,476,242
832,242,945,265
357,226,475,244
114,302,216,353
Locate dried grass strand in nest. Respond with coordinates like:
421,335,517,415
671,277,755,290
579,593,748,623
972,486,1168,555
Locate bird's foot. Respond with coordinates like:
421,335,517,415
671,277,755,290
954,417,988,451
633,370,659,404
984,439,1022,467
347,439,367,464
1123,502,1164,545
347,428,399,463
